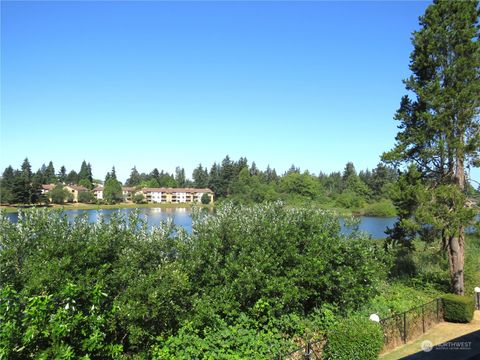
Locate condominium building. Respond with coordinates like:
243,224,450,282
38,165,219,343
141,188,214,204
91,186,214,204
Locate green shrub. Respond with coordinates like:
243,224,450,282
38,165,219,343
336,190,366,209
324,316,383,360
133,193,145,204
200,193,210,205
152,313,291,359
189,202,387,316
443,294,475,323
363,199,396,217
78,190,95,203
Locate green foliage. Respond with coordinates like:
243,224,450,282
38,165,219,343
187,202,387,317
0,204,393,357
77,191,95,203
78,178,93,190
103,178,123,204
49,184,71,204
0,210,190,357
335,190,366,209
324,316,383,360
200,193,210,205
464,234,480,292
0,283,122,359
382,0,480,294
443,294,475,323
279,172,320,199
361,281,443,318
152,313,291,359
132,193,145,204
363,199,396,217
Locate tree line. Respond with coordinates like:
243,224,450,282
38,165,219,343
0,156,406,215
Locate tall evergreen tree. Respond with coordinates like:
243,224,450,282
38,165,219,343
382,0,480,294
66,170,79,184
208,163,222,197
0,166,15,204
78,161,93,186
58,166,67,183
45,161,56,184
126,166,142,186
21,158,32,181
192,164,209,188
175,167,186,188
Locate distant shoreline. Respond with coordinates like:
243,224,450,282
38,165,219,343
0,202,213,214
0,202,393,218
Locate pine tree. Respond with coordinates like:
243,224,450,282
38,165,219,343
382,0,480,294
126,166,141,186
175,167,186,188
192,164,209,188
21,158,32,181
58,166,67,183
45,161,56,183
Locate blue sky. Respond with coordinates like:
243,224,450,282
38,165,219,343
2,0,477,183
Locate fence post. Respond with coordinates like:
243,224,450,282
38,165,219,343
304,342,311,360
436,298,439,321
403,312,407,344
422,304,425,333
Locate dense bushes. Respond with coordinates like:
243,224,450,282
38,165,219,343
363,199,396,217
0,284,122,359
186,203,387,316
323,316,384,360
0,210,189,358
443,294,475,323
0,204,388,357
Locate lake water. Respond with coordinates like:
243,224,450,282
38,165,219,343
3,207,397,239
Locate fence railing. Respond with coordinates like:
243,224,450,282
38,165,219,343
380,297,444,351
279,292,480,358
278,338,326,360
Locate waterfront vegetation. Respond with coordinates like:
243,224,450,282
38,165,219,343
1,204,479,358
0,203,480,359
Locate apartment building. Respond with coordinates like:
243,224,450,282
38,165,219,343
141,188,214,204
91,186,214,204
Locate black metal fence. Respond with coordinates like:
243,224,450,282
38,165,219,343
279,293,480,358
380,298,444,351
278,338,326,360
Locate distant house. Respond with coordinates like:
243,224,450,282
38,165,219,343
41,184,55,194
141,188,214,204
122,187,135,201
93,186,104,200
64,185,88,203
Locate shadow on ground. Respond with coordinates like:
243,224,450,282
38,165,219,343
401,329,480,360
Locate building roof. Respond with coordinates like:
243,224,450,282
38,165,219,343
66,185,88,192
41,184,55,190
93,187,103,192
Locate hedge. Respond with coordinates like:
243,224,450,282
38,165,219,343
443,294,475,323
323,316,383,360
